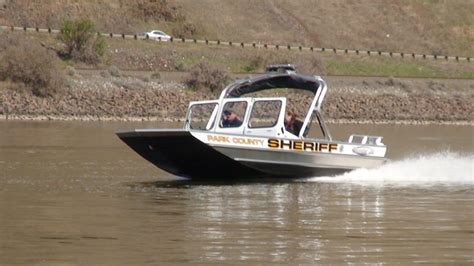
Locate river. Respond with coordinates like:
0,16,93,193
0,121,472,264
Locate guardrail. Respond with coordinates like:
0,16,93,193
0,25,471,63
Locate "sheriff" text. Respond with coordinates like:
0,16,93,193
267,138,338,152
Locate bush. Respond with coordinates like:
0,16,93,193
129,0,180,22
172,22,198,38
239,50,323,75
66,66,76,76
141,76,151,83
100,70,111,78
0,36,65,97
58,18,106,64
108,66,121,77
113,79,147,90
242,56,263,73
186,61,231,93
174,62,186,72
150,71,161,80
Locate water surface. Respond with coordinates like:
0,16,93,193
0,121,472,264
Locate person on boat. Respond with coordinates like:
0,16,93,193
222,110,243,127
284,111,303,136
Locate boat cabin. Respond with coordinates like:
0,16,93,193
185,96,297,138
184,65,332,140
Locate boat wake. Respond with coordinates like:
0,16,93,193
308,152,473,187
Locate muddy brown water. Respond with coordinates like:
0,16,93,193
0,121,473,264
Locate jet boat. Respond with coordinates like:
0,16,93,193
117,65,387,179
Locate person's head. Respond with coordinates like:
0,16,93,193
285,111,295,125
224,110,238,121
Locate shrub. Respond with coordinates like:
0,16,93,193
172,22,198,38
3,80,29,93
100,70,111,78
129,0,180,22
242,56,263,73
239,50,323,75
186,61,231,93
0,37,65,97
174,62,186,72
94,35,107,57
150,71,161,80
108,66,121,77
58,18,106,64
113,79,147,90
66,66,76,76
385,76,396,86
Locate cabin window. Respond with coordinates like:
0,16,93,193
220,101,247,128
188,102,218,130
248,100,282,128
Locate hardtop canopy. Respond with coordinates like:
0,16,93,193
223,73,322,98
213,67,331,139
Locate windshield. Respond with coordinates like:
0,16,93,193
186,102,218,131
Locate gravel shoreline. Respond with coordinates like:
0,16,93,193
1,75,472,125
0,115,471,126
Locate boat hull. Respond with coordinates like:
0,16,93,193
117,129,385,180
116,129,264,179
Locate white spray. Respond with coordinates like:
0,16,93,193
309,152,474,187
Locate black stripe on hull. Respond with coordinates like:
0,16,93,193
116,130,264,179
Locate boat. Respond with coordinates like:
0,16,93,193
116,65,387,179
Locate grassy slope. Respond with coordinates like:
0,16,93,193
322,54,474,78
0,0,473,56
15,31,473,78
175,0,474,56
0,0,472,78
97,35,474,78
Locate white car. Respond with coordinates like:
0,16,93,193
143,30,171,41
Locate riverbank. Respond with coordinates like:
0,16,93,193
0,74,472,125
1,115,471,126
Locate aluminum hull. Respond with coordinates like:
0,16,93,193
117,129,385,180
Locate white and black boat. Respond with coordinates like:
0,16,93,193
117,65,387,179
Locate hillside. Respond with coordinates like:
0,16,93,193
0,0,473,56
177,0,474,57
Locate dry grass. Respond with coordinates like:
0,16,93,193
103,36,325,74
186,60,231,94
0,33,65,97
175,0,474,57
0,0,183,34
103,36,472,78
1,0,472,57
6,31,471,79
